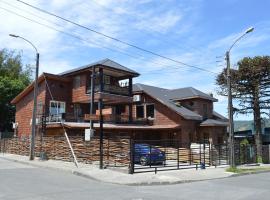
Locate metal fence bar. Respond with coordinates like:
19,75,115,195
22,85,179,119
177,141,179,169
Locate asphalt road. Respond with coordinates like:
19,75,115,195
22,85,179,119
0,158,269,200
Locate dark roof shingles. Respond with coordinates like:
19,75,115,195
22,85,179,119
59,58,139,76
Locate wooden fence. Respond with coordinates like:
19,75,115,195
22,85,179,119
0,136,131,166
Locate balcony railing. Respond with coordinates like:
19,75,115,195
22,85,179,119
86,84,130,96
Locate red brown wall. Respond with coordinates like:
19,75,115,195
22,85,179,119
178,98,213,119
15,81,46,137
44,79,72,115
132,93,183,125
71,72,90,103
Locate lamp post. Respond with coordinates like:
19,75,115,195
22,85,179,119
226,27,254,168
9,34,39,161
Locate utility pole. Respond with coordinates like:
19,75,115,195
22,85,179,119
30,52,39,160
225,27,254,168
99,67,104,169
9,34,39,161
226,51,235,168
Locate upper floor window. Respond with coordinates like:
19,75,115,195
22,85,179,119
73,76,80,88
103,75,111,85
136,105,144,119
136,104,155,119
50,101,66,115
146,104,155,118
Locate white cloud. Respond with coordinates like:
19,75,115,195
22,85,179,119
135,10,182,33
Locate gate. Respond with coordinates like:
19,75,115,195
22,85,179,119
130,140,212,174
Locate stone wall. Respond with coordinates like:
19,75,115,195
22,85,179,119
0,136,130,166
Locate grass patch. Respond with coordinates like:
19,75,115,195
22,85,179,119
226,166,270,174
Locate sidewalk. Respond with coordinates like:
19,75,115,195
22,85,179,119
0,153,235,185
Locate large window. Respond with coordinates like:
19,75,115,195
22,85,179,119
50,101,66,115
146,104,155,118
136,104,155,119
136,105,144,119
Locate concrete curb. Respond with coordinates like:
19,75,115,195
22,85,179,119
2,155,270,186
230,169,270,178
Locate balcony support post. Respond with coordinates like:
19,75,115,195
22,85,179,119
99,68,104,92
90,66,95,131
128,77,133,123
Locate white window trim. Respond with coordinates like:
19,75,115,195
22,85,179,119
49,100,66,116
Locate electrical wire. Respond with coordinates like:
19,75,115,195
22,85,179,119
0,2,218,76
15,0,218,75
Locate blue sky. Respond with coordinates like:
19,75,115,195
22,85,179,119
0,0,270,120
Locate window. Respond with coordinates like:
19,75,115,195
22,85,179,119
103,75,110,85
73,76,80,88
146,104,154,118
50,101,66,115
115,105,125,115
136,105,144,118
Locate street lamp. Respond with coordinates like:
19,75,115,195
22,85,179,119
226,27,254,168
9,34,39,161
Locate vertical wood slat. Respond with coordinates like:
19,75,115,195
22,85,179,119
0,136,131,166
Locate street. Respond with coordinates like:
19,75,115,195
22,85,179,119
0,158,269,200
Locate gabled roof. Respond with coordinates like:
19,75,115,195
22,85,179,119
170,87,218,102
133,83,203,120
59,58,140,77
133,83,226,121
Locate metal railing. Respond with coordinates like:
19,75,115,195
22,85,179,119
130,140,213,174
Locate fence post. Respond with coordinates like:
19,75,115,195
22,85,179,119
208,143,211,166
129,138,134,174
177,141,179,169
189,145,192,165
218,145,221,165
199,143,202,165
149,145,152,168
203,142,206,166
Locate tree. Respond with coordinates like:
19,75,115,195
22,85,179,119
0,49,32,133
216,56,270,162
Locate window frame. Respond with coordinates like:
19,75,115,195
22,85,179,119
145,103,155,118
49,100,66,116
135,103,155,119
136,105,145,119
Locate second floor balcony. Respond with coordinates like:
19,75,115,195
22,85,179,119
86,83,130,96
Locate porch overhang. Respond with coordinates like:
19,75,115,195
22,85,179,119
46,122,181,131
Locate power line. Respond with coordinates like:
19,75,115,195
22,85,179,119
0,6,144,60
0,0,188,70
89,0,214,57
0,2,218,77
15,0,217,75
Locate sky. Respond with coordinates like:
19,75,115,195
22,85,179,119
0,0,270,120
